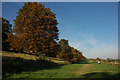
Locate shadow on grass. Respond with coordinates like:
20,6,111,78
71,60,93,64
80,72,120,78
2,56,64,79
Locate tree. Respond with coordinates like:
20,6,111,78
7,2,59,56
1,17,12,51
106,58,112,62
6,33,27,53
57,39,72,60
71,47,86,61
57,39,86,61
96,57,101,61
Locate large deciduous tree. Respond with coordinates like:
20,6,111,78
7,2,59,56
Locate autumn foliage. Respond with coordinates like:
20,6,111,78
7,2,59,57
5,2,86,61
57,39,86,61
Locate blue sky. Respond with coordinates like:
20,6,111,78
2,2,118,59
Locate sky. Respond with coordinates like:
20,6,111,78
2,2,118,59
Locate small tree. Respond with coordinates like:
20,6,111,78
106,58,112,62
96,57,101,61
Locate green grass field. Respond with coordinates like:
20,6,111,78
80,64,119,78
2,51,120,79
9,64,83,78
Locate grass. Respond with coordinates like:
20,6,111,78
9,64,83,78
2,51,63,79
2,51,74,79
80,64,120,78
6,63,120,78
88,64,118,72
2,51,70,64
2,51,120,79
2,51,38,60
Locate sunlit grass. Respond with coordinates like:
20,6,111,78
88,64,118,72
82,63,120,78
2,51,70,65
2,51,38,60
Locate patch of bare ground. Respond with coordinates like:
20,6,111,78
75,64,91,78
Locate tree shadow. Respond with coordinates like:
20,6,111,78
70,60,91,64
78,60,100,64
2,56,64,79
80,72,120,78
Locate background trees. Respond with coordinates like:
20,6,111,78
71,47,86,61
57,39,72,60
1,17,12,51
57,39,86,61
7,2,59,57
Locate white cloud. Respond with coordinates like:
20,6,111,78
78,32,97,47
69,32,118,59
86,43,118,59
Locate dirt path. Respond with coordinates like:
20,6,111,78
75,64,91,76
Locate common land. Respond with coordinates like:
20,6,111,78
2,51,120,79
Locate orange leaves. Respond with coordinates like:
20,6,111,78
57,39,86,61
8,2,59,56
5,33,14,42
70,58,77,61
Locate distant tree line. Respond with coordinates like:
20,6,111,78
2,2,86,61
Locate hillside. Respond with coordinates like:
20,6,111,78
2,51,71,64
2,51,120,79
2,51,70,79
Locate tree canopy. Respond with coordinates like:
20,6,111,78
7,2,59,57
57,39,86,61
2,17,12,51
6,2,86,61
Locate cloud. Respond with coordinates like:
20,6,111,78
78,32,97,47
86,43,118,59
69,32,97,48
69,32,118,59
